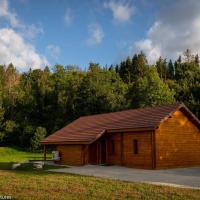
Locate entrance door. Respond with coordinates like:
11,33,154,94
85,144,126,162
100,140,106,164
88,143,97,164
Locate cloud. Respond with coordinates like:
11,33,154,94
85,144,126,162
64,8,72,26
86,24,104,46
0,28,48,70
46,44,60,59
104,0,135,23
0,0,47,70
25,24,44,39
133,0,200,64
0,0,44,38
0,0,21,28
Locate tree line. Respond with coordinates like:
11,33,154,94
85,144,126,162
0,49,199,150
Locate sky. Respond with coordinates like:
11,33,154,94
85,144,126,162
0,0,200,71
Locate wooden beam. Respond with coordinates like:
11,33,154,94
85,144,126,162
120,133,124,165
105,139,108,164
44,145,47,161
97,142,99,164
107,127,155,133
151,130,156,169
81,145,85,165
41,141,91,145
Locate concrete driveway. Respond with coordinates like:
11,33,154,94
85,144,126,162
49,165,200,189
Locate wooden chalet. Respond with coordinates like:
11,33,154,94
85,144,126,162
41,103,200,169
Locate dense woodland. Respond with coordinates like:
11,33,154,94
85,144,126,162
0,49,199,150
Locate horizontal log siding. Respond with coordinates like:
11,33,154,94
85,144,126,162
106,133,122,165
56,145,84,166
155,110,200,169
106,132,153,169
123,132,152,169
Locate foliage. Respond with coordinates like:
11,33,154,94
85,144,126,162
31,127,47,151
0,49,199,149
127,67,175,108
75,63,127,116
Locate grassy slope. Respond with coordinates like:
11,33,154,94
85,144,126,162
0,146,50,162
0,147,200,200
0,170,200,200
0,146,51,170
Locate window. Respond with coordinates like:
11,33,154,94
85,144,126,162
133,139,138,154
111,140,115,155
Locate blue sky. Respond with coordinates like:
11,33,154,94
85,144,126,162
0,0,200,71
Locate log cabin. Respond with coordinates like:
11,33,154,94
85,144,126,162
41,103,200,169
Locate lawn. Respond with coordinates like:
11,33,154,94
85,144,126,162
0,146,200,200
0,146,50,163
0,146,51,170
0,170,200,200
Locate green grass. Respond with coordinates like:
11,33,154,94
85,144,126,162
0,146,51,170
0,146,51,163
0,170,200,200
0,146,200,199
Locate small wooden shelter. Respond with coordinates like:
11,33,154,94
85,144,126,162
41,103,200,169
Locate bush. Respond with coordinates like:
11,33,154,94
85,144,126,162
31,127,46,151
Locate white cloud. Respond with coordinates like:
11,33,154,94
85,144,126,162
0,0,44,39
0,28,48,70
46,44,60,59
87,24,104,46
104,0,134,22
64,8,72,26
25,24,44,39
0,0,21,28
133,0,200,64
0,0,47,70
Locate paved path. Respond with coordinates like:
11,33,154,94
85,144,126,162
49,165,200,189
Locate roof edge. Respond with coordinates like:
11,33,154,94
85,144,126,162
157,103,200,130
41,140,91,145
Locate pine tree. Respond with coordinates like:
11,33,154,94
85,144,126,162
167,59,175,79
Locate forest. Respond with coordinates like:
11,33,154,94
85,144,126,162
0,49,199,151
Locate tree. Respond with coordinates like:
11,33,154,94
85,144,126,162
127,67,175,108
195,54,199,66
167,59,175,79
183,49,194,63
131,51,148,81
156,57,167,81
0,51,199,149
0,90,5,142
117,52,148,83
75,63,127,116
31,127,47,151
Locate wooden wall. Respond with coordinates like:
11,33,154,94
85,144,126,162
56,144,85,166
123,132,152,169
155,110,200,169
106,133,122,165
106,131,153,169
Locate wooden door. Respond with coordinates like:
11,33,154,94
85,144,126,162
88,143,98,164
100,140,106,164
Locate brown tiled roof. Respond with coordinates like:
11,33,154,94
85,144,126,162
41,103,200,144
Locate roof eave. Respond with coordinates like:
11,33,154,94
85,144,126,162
106,127,156,133
41,140,91,145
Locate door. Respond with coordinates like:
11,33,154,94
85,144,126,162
88,143,98,164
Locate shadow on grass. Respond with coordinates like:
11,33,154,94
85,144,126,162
0,162,67,177
0,162,15,170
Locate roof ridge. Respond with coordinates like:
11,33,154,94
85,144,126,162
79,102,182,119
